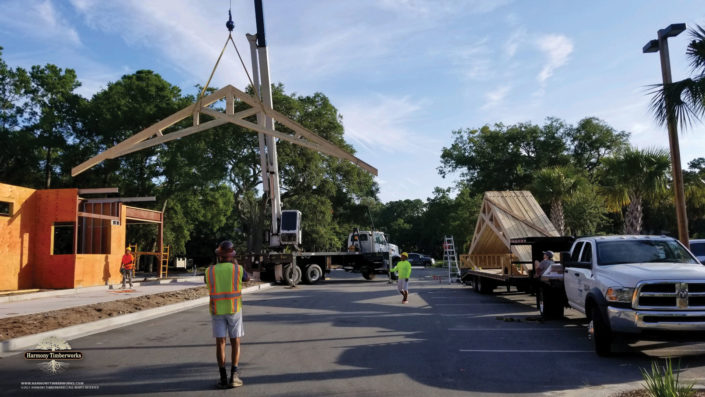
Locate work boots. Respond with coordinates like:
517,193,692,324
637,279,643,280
217,367,230,389
230,369,243,387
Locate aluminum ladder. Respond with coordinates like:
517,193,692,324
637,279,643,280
443,236,461,283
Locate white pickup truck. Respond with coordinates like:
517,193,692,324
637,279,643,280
554,235,705,356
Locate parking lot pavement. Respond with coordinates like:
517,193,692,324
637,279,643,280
1,267,704,396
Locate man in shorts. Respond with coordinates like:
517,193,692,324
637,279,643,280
205,240,250,389
391,252,412,303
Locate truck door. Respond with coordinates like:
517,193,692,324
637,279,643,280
564,242,585,311
373,232,388,253
576,242,595,306
358,233,373,253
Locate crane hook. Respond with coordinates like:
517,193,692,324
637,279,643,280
226,9,235,32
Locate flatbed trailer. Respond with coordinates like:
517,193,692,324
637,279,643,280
236,250,392,285
460,236,575,293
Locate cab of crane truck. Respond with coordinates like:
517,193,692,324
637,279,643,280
347,229,390,254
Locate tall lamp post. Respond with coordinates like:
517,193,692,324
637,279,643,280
643,23,689,249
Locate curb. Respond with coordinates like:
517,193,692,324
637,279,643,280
0,282,275,356
0,276,206,303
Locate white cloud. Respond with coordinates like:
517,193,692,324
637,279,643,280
504,28,527,58
338,95,429,154
0,0,81,46
377,0,511,17
535,34,573,83
69,0,253,89
482,85,511,110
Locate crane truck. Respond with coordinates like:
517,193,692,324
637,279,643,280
234,1,396,284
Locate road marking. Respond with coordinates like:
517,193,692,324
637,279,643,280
459,349,592,353
449,327,571,331
434,303,516,306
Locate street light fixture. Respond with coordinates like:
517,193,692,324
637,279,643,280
643,23,689,248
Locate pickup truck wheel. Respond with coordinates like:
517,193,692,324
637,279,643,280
361,267,376,280
283,264,302,286
591,306,612,356
303,264,323,284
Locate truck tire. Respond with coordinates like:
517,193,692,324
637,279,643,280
477,277,494,294
590,306,612,356
283,264,302,286
473,276,480,292
538,286,564,319
303,264,323,284
361,267,376,280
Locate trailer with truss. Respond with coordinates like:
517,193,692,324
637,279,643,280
459,191,573,293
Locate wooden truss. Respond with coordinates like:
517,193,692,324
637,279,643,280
71,84,377,177
464,191,558,273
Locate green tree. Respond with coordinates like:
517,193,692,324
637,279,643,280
439,119,570,194
530,166,583,235
598,147,671,234
649,25,705,129
23,64,84,188
563,183,608,236
565,117,630,176
0,47,36,186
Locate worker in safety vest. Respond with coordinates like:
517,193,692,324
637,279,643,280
205,240,250,389
120,247,134,289
391,252,412,304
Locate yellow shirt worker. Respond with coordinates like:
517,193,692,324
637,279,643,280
391,252,412,304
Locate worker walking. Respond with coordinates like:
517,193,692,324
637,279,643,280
205,240,250,389
391,252,412,304
120,247,134,289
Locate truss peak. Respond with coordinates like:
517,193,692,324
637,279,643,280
71,84,377,177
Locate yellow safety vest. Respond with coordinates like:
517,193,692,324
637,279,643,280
205,262,243,315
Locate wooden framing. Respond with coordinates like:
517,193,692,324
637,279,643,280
71,85,377,177
464,191,559,275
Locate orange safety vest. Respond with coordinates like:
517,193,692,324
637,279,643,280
121,254,134,270
205,262,243,315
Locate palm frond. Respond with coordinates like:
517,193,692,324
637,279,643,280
648,79,704,129
687,24,705,75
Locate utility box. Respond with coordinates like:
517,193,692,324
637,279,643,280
175,257,187,269
280,210,302,245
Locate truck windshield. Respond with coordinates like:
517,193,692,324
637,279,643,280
596,240,698,266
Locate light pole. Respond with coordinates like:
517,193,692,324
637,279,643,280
643,23,689,249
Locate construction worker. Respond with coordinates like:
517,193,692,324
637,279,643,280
120,247,134,289
391,252,412,304
205,240,250,389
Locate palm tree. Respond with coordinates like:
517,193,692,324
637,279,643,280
531,166,583,235
598,148,671,234
650,25,705,129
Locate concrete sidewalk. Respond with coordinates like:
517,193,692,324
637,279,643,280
0,275,207,319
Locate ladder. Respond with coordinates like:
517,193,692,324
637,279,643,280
159,245,170,278
443,236,461,283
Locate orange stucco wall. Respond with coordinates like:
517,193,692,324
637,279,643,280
74,207,126,288
31,189,79,289
0,184,37,290
0,183,131,290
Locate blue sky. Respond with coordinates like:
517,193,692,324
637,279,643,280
1,0,703,203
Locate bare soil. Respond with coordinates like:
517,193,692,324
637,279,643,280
0,281,260,341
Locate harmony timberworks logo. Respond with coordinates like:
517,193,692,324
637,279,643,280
24,336,83,374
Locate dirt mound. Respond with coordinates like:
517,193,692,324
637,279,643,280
0,281,260,341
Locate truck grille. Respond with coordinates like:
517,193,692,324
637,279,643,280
636,282,705,310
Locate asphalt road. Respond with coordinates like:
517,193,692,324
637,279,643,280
3,267,705,396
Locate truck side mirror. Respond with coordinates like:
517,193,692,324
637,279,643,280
559,251,571,267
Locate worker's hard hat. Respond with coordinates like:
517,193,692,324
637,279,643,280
215,240,236,258
401,252,408,258
125,247,131,252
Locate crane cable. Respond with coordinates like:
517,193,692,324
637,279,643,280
196,7,258,110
